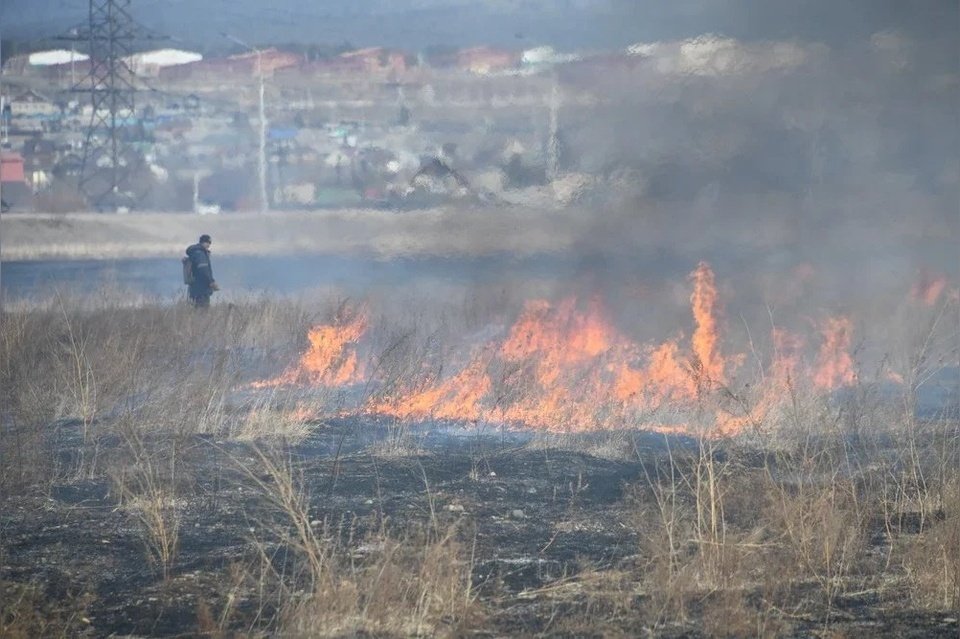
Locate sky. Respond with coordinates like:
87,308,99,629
1,0,956,52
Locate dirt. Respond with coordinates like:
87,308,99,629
1,419,957,638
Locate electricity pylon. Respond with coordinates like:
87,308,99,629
62,0,141,210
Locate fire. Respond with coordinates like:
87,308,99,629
251,262,867,436
252,312,367,388
910,271,948,306
812,316,857,389
370,353,492,421
367,270,726,432
613,341,693,406
689,261,726,386
770,328,804,385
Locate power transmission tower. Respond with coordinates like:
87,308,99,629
62,0,141,210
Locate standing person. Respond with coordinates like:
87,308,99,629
185,234,219,307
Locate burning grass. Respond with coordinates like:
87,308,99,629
0,267,957,636
244,262,953,441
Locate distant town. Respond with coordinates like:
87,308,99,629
0,40,666,213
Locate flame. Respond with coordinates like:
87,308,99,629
910,271,948,306
689,261,726,386
252,312,367,388
812,316,856,389
770,327,805,385
251,262,869,436
370,353,492,421
368,268,728,432
613,341,694,406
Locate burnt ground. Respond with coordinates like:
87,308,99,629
1,418,957,638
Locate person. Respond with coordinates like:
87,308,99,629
185,234,219,307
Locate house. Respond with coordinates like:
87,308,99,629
126,48,202,77
304,48,408,76
1,151,32,210
342,48,407,74
160,49,300,80
1,50,89,79
275,182,316,206
521,46,581,69
12,90,60,118
1,151,25,182
456,47,520,75
22,138,58,191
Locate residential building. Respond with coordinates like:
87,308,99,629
456,47,520,75
11,90,59,117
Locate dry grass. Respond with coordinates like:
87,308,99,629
615,357,959,635
0,580,92,639
0,293,314,491
110,424,183,580
234,445,483,637
280,530,480,638
900,478,960,609
526,430,638,461
230,402,314,443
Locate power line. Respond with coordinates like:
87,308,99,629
59,0,166,211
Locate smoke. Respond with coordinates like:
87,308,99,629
551,29,957,310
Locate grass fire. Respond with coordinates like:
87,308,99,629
3,260,956,638
257,262,874,437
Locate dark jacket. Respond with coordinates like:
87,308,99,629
185,243,214,295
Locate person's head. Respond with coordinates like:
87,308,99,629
199,234,212,249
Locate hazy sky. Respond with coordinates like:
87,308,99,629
1,0,957,51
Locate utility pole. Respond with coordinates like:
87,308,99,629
222,33,268,213
0,30,6,147
1,29,4,309
547,72,560,183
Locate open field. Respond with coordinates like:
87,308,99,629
3,199,953,264
0,208,575,262
1,285,957,637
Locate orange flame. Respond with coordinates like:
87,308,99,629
689,261,726,386
910,271,948,306
770,328,805,385
368,269,727,432
370,353,492,421
251,262,867,436
252,313,367,388
812,316,856,389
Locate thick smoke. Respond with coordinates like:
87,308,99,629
547,31,957,312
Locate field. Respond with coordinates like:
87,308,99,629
0,207,572,262
1,282,957,637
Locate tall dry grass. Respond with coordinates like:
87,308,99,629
233,445,483,637
0,292,316,493
622,372,959,636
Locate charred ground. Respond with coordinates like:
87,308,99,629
1,418,958,638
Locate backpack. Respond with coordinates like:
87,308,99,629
182,256,194,285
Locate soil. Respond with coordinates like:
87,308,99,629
1,419,957,638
